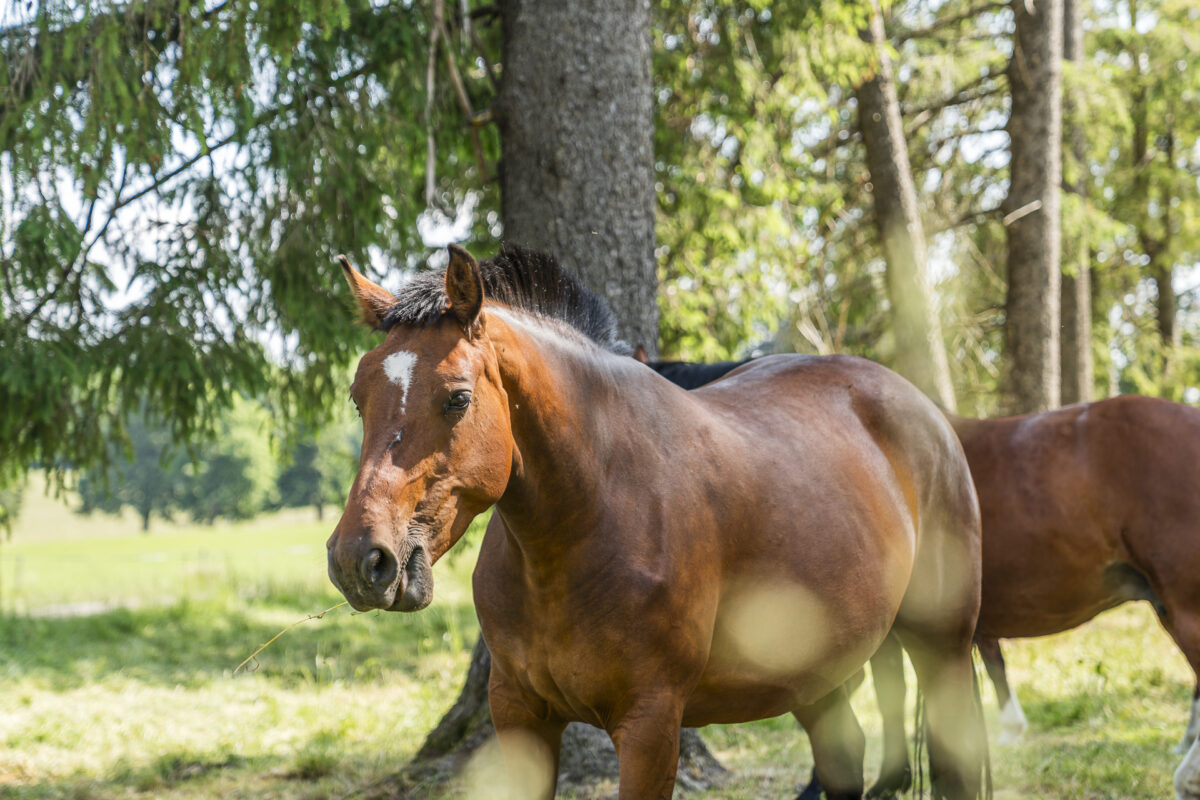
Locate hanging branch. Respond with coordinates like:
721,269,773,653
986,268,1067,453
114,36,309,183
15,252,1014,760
903,68,1005,137
435,6,490,183
893,0,1010,43
425,0,444,211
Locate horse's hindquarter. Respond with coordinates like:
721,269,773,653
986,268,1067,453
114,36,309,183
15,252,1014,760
964,395,1200,638
683,356,952,720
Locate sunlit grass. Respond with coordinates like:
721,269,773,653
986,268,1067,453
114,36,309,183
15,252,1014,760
1,485,1194,798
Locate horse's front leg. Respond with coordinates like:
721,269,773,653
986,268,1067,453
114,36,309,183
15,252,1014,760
489,669,567,800
610,693,687,800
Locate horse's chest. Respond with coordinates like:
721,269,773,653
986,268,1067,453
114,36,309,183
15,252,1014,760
486,613,635,727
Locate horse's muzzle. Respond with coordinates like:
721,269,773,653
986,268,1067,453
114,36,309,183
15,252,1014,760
327,534,433,612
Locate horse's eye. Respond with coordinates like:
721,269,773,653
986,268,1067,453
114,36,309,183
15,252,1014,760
444,390,472,414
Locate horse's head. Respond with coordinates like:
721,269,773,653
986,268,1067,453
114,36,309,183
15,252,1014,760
327,245,512,611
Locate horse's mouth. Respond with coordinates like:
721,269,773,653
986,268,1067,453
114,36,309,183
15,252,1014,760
390,542,433,612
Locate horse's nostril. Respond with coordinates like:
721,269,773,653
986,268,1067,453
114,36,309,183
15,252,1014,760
360,547,397,592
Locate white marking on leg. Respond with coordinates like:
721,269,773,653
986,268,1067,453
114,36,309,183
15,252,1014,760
1176,737,1200,799
383,351,418,408
1178,694,1200,755
997,692,1029,746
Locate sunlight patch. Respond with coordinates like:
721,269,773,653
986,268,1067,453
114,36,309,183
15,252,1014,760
720,578,831,676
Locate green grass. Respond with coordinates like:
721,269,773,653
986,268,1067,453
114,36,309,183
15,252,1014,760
1,483,1195,798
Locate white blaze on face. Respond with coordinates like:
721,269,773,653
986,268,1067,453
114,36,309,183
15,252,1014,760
383,350,418,409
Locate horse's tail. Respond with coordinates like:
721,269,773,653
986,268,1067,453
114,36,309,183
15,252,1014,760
972,643,995,800
913,686,927,798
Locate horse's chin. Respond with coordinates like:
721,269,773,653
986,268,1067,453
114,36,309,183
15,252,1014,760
390,543,434,612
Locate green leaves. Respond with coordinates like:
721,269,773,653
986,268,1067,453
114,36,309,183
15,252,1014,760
0,0,494,485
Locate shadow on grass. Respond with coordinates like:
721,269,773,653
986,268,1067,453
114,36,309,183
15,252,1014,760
0,582,479,691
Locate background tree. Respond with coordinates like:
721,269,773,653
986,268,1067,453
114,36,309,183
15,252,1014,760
0,0,496,490
180,401,277,525
77,411,186,532
857,0,957,409
276,422,360,521
402,0,726,792
496,0,657,350
1060,0,1093,404
1003,0,1064,413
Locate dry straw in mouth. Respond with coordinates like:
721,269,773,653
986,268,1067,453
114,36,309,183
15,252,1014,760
234,601,350,674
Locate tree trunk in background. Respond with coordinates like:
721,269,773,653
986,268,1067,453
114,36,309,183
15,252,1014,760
497,0,659,354
1129,0,1177,384
389,2,729,795
1060,0,1093,405
1004,0,1063,414
856,0,957,411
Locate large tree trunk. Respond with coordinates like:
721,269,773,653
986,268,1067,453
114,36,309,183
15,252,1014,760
856,0,957,411
496,0,659,354
384,2,727,795
1004,0,1064,414
1059,0,1093,404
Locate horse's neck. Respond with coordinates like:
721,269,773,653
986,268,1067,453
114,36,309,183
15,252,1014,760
486,309,686,543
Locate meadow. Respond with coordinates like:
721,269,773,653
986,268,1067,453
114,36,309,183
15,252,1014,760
1,480,1192,799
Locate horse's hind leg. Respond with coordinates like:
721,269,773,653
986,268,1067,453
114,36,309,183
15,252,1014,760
897,633,987,800
1159,609,1200,798
793,686,866,800
978,636,1028,744
1178,687,1200,755
867,633,913,798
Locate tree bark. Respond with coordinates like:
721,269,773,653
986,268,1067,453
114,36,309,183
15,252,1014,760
856,0,957,411
1129,0,1177,383
1059,0,1093,404
496,0,659,354
1004,0,1064,413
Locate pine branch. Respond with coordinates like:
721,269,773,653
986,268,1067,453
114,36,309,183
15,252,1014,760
929,204,1003,235
903,68,1005,136
435,4,490,183
893,1,1010,43
0,1,227,126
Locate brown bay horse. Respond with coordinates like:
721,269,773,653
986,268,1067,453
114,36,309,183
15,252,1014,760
325,243,988,799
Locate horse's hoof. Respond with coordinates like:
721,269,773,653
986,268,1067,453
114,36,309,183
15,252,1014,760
795,775,824,800
866,766,912,799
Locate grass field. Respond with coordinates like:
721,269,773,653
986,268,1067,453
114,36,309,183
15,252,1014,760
1,480,1194,799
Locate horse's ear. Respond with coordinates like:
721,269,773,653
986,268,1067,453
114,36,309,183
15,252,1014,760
338,255,396,329
445,244,484,334
633,345,649,364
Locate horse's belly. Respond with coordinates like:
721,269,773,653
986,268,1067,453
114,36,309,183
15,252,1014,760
682,682,804,726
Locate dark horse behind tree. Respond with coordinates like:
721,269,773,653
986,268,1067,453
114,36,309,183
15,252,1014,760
325,243,989,799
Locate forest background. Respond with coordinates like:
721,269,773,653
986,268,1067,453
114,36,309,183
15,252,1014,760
1,0,1199,798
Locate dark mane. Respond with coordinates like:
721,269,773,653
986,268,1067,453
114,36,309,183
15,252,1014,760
379,242,628,354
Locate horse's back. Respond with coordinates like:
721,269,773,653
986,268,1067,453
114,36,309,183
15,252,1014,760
698,354,972,517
